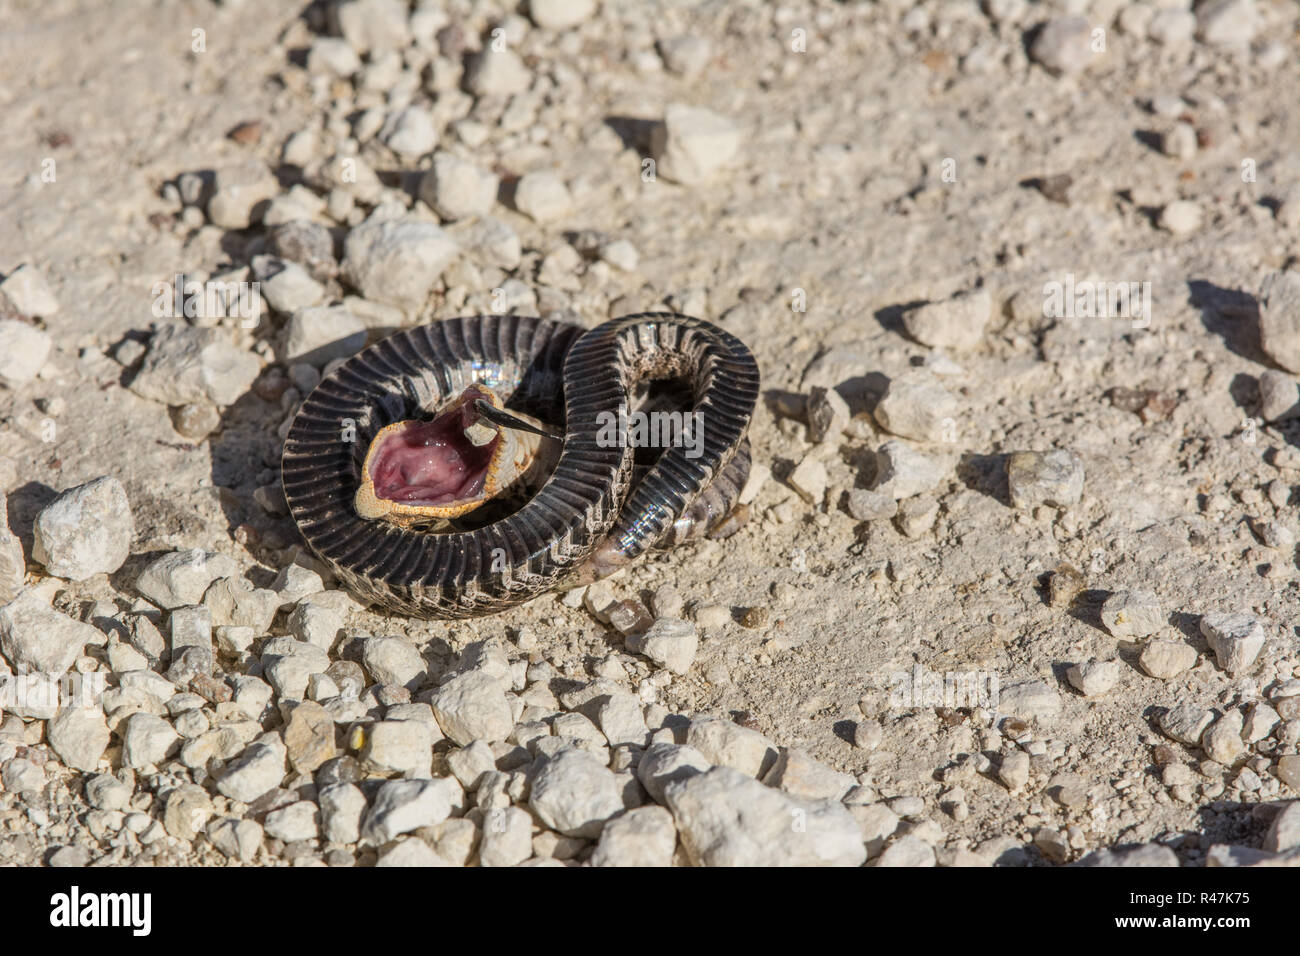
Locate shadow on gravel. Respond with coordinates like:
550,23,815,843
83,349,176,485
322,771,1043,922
1132,129,1163,153
1228,371,1258,415
1168,610,1206,645
1193,799,1278,856
209,384,301,567
4,480,58,556
831,719,856,745
955,452,1009,505
603,115,657,156
1065,588,1109,635
1189,278,1269,367
872,300,926,338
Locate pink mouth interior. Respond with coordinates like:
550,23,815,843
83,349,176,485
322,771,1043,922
368,390,500,505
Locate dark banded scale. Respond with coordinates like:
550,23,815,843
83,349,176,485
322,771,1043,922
282,312,760,619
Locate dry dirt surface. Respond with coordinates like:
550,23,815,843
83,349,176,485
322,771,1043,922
2,0,1300,869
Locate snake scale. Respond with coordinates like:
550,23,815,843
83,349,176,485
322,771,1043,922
282,312,760,619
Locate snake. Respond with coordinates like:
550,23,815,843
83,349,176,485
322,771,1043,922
281,312,760,619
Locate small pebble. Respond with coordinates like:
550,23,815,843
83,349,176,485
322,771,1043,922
1158,200,1203,235
1007,450,1084,510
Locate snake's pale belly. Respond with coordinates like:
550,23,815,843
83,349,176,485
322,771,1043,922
281,313,760,619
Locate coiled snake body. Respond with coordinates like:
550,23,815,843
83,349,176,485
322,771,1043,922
282,313,760,619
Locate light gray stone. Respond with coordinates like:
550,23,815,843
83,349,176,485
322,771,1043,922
627,618,697,675
306,36,361,76
0,319,53,386
47,706,109,772
430,670,513,745
685,716,778,778
590,805,677,867
420,152,498,221
1158,701,1215,746
129,325,260,408
360,719,433,778
342,217,459,314
903,288,991,351
362,636,426,690
651,104,742,185
1007,450,1084,509
0,590,102,675
1259,272,1300,374
1139,640,1197,680
1200,612,1267,674
530,748,625,839
216,735,287,803
135,549,239,609
998,751,1031,791
2,671,61,718
998,680,1062,719
873,374,958,442
250,255,324,314
206,817,263,861
847,489,897,521
449,216,522,270
463,48,531,97
1030,16,1092,75
31,477,133,581
1158,200,1202,235
330,0,410,55
1197,0,1258,46
121,713,180,769
1265,801,1300,852
530,0,596,30
286,601,344,651
637,742,712,804
596,692,650,748
319,782,367,843
0,493,24,605
203,576,279,633
264,800,319,843
1244,702,1280,743
872,440,947,499
762,748,855,801
786,454,828,504
375,839,453,866
658,34,712,78
666,766,866,866
283,305,367,367
478,806,533,867
878,834,938,867
361,777,463,844
1202,711,1245,764
382,106,437,159
0,264,60,316
1066,659,1120,696
513,171,573,223
1100,588,1163,638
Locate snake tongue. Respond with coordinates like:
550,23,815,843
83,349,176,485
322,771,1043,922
473,399,561,441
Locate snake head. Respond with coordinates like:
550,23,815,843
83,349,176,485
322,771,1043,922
354,385,552,529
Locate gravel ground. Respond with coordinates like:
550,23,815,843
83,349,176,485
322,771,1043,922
2,0,1300,867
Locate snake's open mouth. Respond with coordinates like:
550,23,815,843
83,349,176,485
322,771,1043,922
368,389,500,506
354,384,558,529
354,385,505,525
